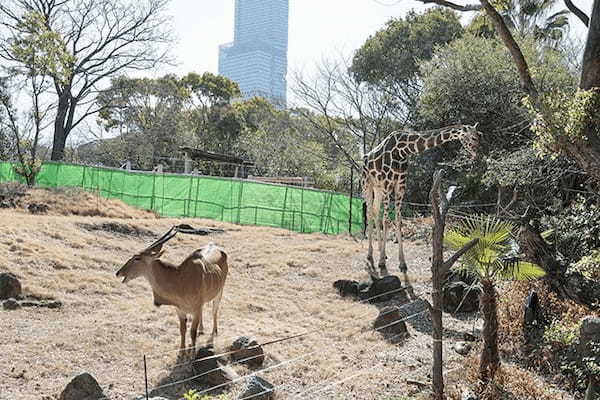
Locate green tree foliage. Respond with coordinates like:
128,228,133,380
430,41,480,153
445,215,545,381
352,7,464,85
95,75,192,169
418,35,578,205
236,98,351,191
351,8,464,123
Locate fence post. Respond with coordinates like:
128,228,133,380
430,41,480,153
193,176,201,218
349,166,354,234
143,354,149,400
281,186,289,229
300,186,305,232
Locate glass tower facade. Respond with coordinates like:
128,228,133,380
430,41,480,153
219,0,289,107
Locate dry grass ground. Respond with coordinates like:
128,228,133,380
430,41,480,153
0,194,571,400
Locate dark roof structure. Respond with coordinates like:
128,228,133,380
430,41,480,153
179,147,254,166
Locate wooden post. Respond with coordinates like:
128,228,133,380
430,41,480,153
429,170,479,400
184,152,192,174
349,165,354,234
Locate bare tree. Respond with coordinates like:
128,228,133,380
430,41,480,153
292,58,406,168
0,74,51,186
0,0,174,161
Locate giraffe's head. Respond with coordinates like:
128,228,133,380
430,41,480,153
458,123,482,160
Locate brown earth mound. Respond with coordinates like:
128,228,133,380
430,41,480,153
0,183,156,219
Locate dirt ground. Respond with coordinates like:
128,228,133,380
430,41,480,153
0,195,564,400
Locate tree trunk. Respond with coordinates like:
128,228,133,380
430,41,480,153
479,280,500,381
581,0,600,90
572,0,600,182
51,93,70,161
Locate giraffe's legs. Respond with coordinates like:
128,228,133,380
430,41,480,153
378,194,390,277
394,186,407,273
395,184,415,297
365,183,376,269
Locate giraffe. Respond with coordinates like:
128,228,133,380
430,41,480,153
362,124,482,286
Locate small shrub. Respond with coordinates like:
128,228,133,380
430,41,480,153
183,390,229,400
543,318,581,347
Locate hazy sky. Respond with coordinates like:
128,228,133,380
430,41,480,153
159,0,594,82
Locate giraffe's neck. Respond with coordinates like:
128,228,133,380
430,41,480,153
407,126,465,155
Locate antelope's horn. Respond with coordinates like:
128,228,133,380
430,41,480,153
142,226,178,254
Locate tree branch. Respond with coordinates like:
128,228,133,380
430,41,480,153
564,0,589,26
479,0,538,98
416,0,482,11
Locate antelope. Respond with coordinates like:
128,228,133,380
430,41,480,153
116,225,228,349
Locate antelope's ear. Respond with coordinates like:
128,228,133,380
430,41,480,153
154,249,165,259
473,122,479,129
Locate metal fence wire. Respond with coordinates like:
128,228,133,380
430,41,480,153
0,161,364,235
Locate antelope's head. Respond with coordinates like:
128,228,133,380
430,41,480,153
116,228,175,283
458,123,482,160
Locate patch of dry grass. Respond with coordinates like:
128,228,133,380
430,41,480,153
447,352,567,400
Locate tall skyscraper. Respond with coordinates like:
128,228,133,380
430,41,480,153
218,0,289,107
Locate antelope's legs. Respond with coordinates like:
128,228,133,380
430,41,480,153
211,289,224,337
177,310,187,350
190,312,201,349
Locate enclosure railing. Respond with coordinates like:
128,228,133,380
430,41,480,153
0,161,363,235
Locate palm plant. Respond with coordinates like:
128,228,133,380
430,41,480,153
444,215,546,381
470,0,570,47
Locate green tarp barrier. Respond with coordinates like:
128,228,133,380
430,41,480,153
0,161,363,235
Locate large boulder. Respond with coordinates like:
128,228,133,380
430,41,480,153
238,376,275,400
361,275,408,303
333,279,360,298
0,272,21,300
192,346,238,387
59,372,104,400
374,306,408,339
443,281,480,313
230,336,265,367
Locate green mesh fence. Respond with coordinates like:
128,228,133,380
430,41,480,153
0,161,363,234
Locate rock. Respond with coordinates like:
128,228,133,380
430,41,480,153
192,346,238,386
27,202,49,214
45,300,63,309
238,376,275,400
59,372,104,400
453,342,472,356
0,272,22,300
230,336,265,367
20,299,62,309
374,306,408,339
580,317,600,366
443,281,480,313
581,317,600,344
461,389,478,400
333,279,360,298
397,298,433,334
361,275,408,303
3,298,20,310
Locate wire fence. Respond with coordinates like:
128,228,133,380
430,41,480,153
0,161,363,235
